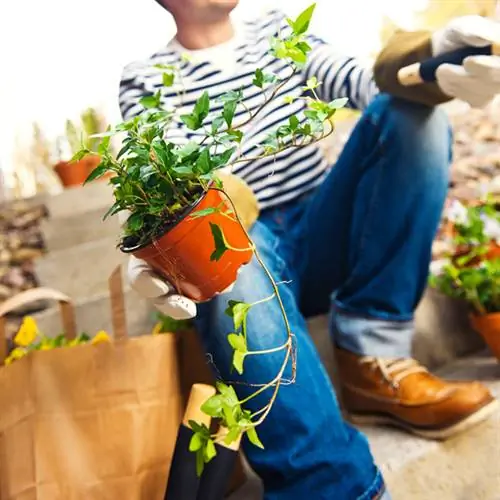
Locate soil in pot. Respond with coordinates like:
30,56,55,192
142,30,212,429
470,312,500,361
122,188,253,302
54,155,101,187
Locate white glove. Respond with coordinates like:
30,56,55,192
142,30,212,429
128,255,197,320
432,16,500,108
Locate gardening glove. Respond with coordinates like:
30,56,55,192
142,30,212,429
125,173,258,319
432,15,500,108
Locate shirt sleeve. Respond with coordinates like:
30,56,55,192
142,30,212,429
303,34,379,110
118,63,147,120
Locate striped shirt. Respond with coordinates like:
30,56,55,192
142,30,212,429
119,9,378,210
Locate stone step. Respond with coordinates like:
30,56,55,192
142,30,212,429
32,284,157,339
37,181,114,220
39,207,120,252
34,237,127,301
228,354,500,500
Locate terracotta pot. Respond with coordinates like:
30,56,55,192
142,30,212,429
54,155,101,187
123,188,253,302
470,312,500,361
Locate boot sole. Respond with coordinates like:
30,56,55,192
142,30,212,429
346,399,500,440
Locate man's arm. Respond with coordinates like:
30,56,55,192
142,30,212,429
303,34,379,110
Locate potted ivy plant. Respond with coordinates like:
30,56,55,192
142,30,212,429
55,108,109,187
78,3,347,472
431,198,500,360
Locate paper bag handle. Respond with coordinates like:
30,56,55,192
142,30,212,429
108,265,128,340
0,287,77,363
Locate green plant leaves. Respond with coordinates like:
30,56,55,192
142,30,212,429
253,68,278,88
246,426,264,449
228,333,247,375
139,91,161,109
223,100,237,128
187,420,217,476
84,163,108,184
225,300,251,332
287,3,316,35
181,91,210,130
162,72,175,87
209,222,229,261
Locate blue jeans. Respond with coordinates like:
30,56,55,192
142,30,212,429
195,94,451,499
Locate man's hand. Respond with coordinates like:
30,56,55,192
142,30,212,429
128,255,197,320
432,16,500,108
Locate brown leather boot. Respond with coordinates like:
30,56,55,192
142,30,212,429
335,346,499,440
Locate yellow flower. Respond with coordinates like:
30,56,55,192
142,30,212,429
151,322,163,336
5,347,27,366
14,317,38,347
91,331,111,344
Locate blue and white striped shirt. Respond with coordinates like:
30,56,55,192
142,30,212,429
119,9,378,210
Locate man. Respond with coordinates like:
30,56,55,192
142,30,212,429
119,1,500,498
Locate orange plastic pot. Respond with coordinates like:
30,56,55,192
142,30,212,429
470,312,500,361
54,155,101,187
123,188,253,302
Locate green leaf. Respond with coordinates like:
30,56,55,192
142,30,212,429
209,222,229,261
289,115,299,131
178,141,200,158
140,91,161,109
253,68,264,88
162,72,175,87
227,333,247,352
204,439,217,462
227,130,243,143
224,427,241,446
224,301,251,331
103,202,122,220
290,3,316,35
195,148,211,174
223,100,237,128
211,116,224,133
196,449,205,477
246,426,265,449
84,163,108,184
216,382,239,407
233,350,246,374
173,165,194,176
194,91,210,122
190,207,219,220
305,76,319,90
201,395,223,417
188,420,207,435
127,213,144,232
329,97,349,109
189,432,203,452
180,114,200,130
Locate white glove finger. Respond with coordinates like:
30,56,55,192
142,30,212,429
448,15,500,47
436,64,495,108
463,55,500,83
128,255,173,298
153,294,197,320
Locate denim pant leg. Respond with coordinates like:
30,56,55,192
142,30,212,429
299,94,452,358
195,220,384,500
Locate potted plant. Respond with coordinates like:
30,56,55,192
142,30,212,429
54,108,109,187
431,198,500,360
78,3,346,472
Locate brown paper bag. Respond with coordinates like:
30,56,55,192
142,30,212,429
0,267,182,500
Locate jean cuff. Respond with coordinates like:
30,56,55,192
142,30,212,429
331,304,413,358
358,468,390,500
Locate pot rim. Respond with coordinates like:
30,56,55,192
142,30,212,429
470,311,500,323
120,186,211,254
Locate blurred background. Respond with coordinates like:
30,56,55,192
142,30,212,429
0,0,498,199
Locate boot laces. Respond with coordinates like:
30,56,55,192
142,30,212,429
359,357,428,388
